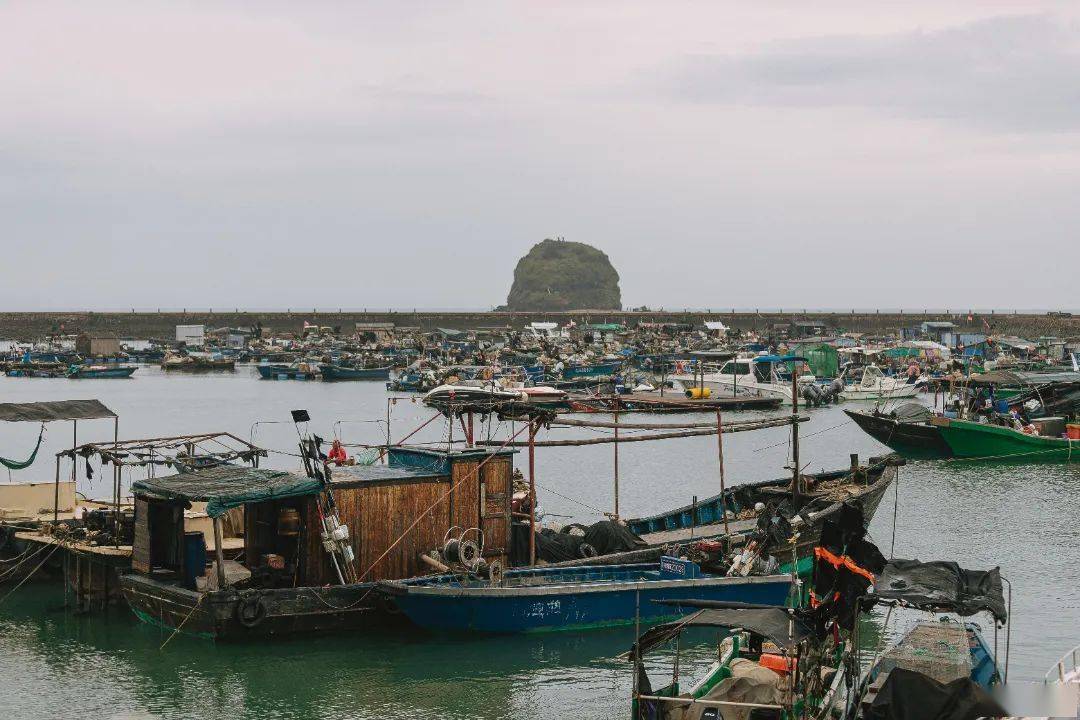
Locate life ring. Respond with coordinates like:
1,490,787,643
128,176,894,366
235,593,268,628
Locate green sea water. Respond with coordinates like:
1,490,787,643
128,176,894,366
1,367,1077,718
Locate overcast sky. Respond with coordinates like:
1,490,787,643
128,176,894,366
3,2,1079,311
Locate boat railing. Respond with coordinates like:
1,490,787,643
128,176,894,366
635,695,783,713
1044,644,1080,683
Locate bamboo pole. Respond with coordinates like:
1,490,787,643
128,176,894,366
477,416,808,447
613,399,620,520
213,516,227,588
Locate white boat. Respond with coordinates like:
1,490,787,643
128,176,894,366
670,354,816,405
423,382,525,405
838,365,919,401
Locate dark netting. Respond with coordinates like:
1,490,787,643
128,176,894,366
630,607,813,659
582,520,646,555
867,668,1006,720
0,400,116,422
873,560,1007,622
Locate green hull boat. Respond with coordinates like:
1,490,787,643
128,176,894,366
930,417,1078,462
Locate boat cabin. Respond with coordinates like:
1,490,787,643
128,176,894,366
128,446,517,591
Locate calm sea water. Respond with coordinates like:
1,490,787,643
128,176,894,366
1,367,1077,719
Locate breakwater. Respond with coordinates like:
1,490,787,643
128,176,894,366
0,309,1076,341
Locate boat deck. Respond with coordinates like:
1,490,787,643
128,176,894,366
639,517,759,545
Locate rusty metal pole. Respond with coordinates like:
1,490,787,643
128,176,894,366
716,409,729,535
528,419,537,566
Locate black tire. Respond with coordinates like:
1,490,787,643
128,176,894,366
578,542,597,558
559,523,588,537
235,594,268,628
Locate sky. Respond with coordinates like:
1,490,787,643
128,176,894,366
2,1,1079,311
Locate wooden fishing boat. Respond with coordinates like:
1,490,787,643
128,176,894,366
562,361,621,380
4,364,65,378
844,405,954,459
928,415,1078,462
622,455,900,573
256,362,320,380
66,364,137,379
378,557,792,634
318,364,392,381
161,355,236,372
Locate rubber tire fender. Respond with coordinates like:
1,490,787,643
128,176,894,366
235,593,268,628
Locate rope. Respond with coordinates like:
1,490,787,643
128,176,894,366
159,592,206,650
753,420,853,452
0,542,60,607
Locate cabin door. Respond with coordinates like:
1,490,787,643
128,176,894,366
479,458,512,565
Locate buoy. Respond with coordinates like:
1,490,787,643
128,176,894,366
685,387,712,399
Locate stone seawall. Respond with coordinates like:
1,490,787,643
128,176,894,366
1,310,1076,341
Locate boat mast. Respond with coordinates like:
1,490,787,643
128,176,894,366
790,363,801,508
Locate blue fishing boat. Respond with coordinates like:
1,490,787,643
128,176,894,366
319,364,392,381
562,362,621,380
379,557,791,634
66,364,137,379
256,362,320,380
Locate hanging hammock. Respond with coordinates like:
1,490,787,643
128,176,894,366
1,424,45,470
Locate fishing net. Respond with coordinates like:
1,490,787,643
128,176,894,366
0,424,45,470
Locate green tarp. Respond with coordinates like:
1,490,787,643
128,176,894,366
791,343,840,378
131,466,322,518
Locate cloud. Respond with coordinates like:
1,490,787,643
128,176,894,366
665,15,1080,132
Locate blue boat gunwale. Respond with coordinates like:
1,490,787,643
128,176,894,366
386,563,792,598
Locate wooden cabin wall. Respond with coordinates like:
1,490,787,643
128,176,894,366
355,480,452,582
131,498,151,574
479,456,511,566
450,459,480,534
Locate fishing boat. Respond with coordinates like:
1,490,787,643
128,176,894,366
256,362,321,380
844,404,954,459
850,402,1078,462
4,363,65,378
562,361,621,380
66,364,137,379
928,415,1077,462
161,354,236,372
838,364,920,401
671,355,817,405
319,364,392,381
423,382,526,405
377,557,792,634
623,455,900,573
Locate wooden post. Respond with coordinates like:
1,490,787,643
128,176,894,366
53,454,61,525
716,409,729,535
613,398,620,520
113,416,120,547
213,516,227,588
528,419,537,566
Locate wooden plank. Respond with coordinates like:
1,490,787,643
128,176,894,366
131,498,151,574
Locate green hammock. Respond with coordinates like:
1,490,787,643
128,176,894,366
1,425,45,470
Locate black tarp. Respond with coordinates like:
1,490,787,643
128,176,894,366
0,400,116,422
890,402,934,423
630,607,813,660
811,503,886,630
867,668,1007,720
873,560,1007,622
